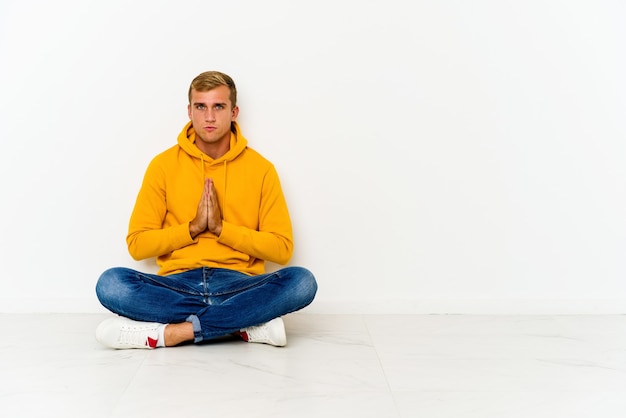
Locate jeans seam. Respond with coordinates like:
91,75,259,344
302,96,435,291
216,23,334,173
208,272,276,297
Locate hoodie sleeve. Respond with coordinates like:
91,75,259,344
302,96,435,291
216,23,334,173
217,165,294,265
126,157,195,260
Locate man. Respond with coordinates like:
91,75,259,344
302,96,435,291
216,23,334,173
95,71,317,349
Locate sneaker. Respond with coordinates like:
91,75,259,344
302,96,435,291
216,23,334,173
96,316,162,349
240,317,287,347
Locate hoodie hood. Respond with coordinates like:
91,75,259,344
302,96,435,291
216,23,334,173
177,121,248,164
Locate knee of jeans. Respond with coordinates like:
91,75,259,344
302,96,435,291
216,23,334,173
288,266,318,303
95,267,129,304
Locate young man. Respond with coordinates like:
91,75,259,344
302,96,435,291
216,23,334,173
95,71,317,349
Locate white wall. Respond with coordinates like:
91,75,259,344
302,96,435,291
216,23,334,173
1,0,624,314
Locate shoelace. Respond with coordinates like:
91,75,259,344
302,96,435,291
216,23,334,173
118,325,157,347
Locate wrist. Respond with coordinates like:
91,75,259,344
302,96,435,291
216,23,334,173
189,221,202,239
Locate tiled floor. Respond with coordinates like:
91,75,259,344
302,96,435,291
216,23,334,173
1,313,626,417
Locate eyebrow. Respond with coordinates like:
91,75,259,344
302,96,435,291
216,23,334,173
193,102,227,107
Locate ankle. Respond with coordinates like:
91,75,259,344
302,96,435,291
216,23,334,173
163,322,194,346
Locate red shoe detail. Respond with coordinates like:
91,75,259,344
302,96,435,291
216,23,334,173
240,331,249,342
146,336,158,348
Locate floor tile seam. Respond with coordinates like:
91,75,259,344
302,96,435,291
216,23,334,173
388,389,626,395
362,314,403,417
150,389,400,395
108,351,152,415
389,389,626,393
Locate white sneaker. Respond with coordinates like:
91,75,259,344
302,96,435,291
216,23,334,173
96,316,162,349
241,317,287,347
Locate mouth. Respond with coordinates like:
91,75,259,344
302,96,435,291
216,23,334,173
204,126,217,132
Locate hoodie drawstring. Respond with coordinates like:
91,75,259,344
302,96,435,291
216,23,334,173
200,154,206,180
222,160,227,217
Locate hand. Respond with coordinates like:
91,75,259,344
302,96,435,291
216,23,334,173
189,179,210,239
207,178,223,236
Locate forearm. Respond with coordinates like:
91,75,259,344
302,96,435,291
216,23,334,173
217,221,293,265
127,222,195,260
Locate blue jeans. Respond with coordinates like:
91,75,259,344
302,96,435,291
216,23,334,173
95,266,317,343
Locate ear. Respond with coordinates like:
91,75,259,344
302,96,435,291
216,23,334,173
231,105,239,121
187,104,192,120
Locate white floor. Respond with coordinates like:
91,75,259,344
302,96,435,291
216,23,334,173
1,313,626,418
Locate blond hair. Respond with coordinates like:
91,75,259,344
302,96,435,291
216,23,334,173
188,71,237,107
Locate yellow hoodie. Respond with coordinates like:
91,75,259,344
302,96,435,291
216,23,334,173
126,122,294,276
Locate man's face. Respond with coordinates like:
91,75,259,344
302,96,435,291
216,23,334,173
188,85,239,153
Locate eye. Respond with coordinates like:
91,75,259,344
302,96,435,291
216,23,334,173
195,104,206,110
215,104,224,110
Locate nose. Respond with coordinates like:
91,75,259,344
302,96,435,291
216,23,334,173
204,108,216,122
